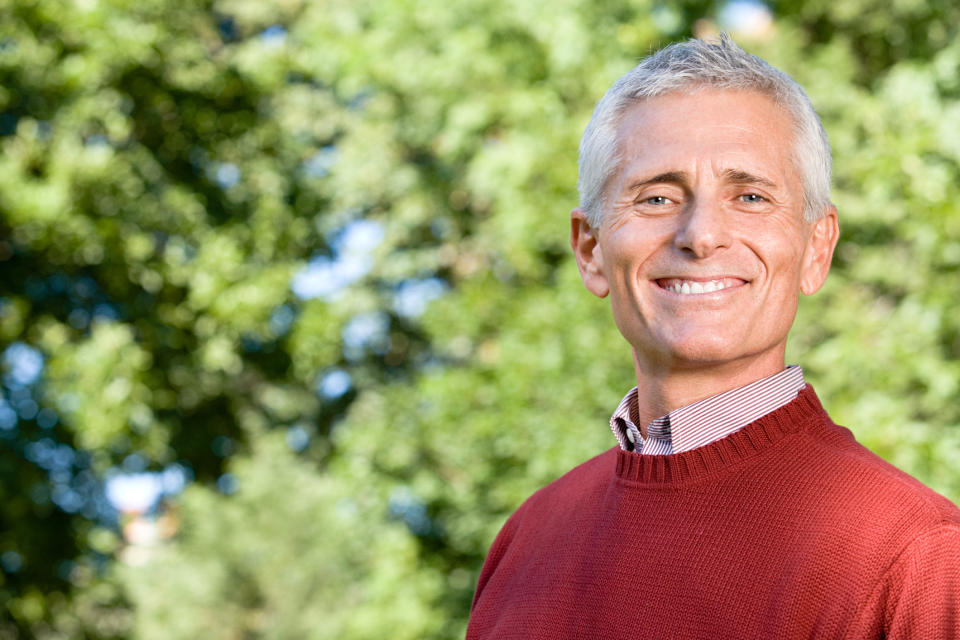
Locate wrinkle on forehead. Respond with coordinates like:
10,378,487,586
608,89,802,205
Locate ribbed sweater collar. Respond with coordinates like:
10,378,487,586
614,384,830,484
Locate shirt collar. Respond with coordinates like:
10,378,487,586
610,366,806,455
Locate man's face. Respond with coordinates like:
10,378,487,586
571,88,838,379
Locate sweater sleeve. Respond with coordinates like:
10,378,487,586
874,524,960,638
470,510,520,611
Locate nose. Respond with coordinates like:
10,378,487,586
674,198,732,258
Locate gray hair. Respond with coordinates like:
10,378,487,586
577,35,832,226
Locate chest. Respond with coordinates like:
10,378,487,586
469,480,885,640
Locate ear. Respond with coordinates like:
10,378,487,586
570,208,609,298
799,205,839,296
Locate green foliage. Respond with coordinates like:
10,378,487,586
122,431,446,640
2,0,960,638
774,0,960,78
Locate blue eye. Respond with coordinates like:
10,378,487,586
741,193,765,203
646,196,671,205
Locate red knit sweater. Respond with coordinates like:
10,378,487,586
467,386,960,639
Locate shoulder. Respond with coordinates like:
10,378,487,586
511,446,619,521
792,413,960,634
470,447,617,606
483,447,618,551
850,522,960,636
485,445,618,540
801,416,960,539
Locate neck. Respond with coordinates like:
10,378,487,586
630,351,787,436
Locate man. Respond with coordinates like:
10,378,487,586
466,36,960,639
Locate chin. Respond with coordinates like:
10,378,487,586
668,346,747,368
634,333,769,371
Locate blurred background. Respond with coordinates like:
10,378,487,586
2,0,960,637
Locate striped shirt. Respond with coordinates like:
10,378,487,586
610,366,806,455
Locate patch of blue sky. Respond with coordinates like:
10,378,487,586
105,464,190,515
261,24,287,47
291,255,363,299
105,464,190,513
215,162,241,189
317,368,352,399
291,219,384,301
16,398,38,420
286,424,310,452
719,0,773,33
52,484,85,513
122,452,149,473
217,472,238,495
161,464,189,494
302,145,337,178
24,439,75,471
269,304,296,337
342,311,390,350
388,486,432,536
393,277,448,318
93,302,119,320
337,219,383,254
2,342,43,388
84,133,110,147
106,473,164,514
0,399,16,430
36,407,57,429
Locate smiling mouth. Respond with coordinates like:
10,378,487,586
655,277,747,295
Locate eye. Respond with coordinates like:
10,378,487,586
739,193,766,203
645,196,673,205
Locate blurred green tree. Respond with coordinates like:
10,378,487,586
1,0,959,638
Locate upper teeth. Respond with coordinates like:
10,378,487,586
668,280,728,294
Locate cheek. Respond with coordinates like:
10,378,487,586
604,253,656,302
748,235,808,284
602,224,672,271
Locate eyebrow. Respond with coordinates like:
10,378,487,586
625,171,689,193
720,168,778,188
624,168,778,193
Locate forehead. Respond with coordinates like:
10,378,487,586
613,88,800,186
